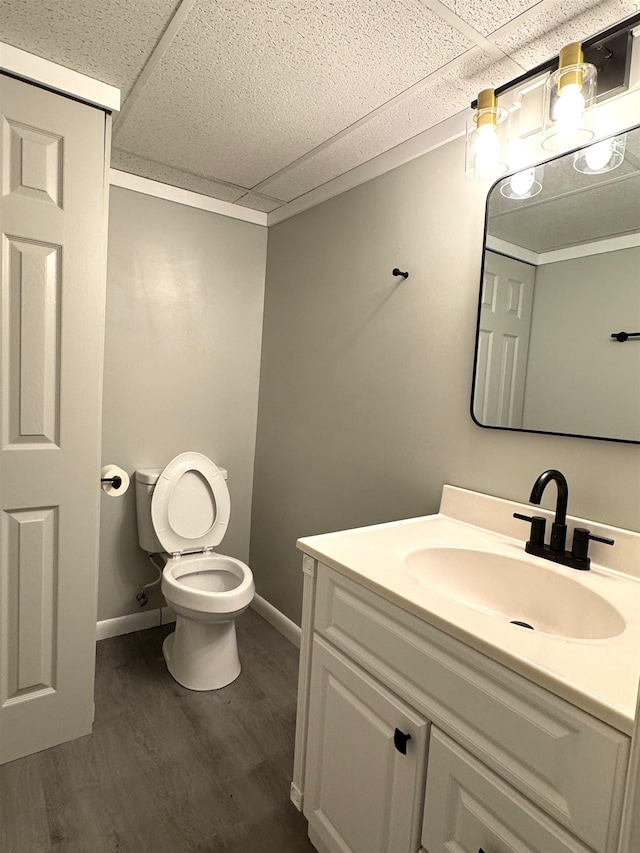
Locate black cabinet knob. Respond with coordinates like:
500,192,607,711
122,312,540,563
393,728,411,754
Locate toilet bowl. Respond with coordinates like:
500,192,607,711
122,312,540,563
135,452,255,691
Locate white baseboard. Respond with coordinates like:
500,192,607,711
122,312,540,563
96,609,162,641
96,596,299,645
161,606,176,625
251,593,301,648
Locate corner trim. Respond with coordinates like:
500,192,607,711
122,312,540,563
0,41,120,111
290,782,304,811
302,555,316,577
109,169,269,226
251,594,301,648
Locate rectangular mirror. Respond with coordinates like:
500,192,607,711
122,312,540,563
471,123,640,444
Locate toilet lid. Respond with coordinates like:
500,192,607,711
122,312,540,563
151,452,230,554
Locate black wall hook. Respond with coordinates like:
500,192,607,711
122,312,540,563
392,268,409,279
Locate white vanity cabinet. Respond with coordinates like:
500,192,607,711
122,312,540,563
292,559,631,853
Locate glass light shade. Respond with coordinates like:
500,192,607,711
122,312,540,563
499,166,543,200
542,61,597,151
573,134,626,174
465,107,509,181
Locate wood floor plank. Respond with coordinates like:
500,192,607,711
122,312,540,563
0,754,50,853
0,611,316,853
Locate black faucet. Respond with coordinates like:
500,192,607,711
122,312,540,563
529,469,568,552
514,469,614,570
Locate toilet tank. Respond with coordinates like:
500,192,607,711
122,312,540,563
134,468,163,553
134,465,229,554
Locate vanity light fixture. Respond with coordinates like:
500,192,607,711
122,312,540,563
465,89,509,181
499,166,543,200
541,42,597,151
464,11,639,180
573,134,626,174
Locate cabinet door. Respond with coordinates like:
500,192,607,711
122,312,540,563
422,729,593,853
305,636,429,853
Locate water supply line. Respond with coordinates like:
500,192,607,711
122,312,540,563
136,554,164,607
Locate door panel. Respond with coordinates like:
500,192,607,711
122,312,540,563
475,251,535,428
0,74,108,764
4,236,61,445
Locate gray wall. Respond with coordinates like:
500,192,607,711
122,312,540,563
99,188,267,621
250,137,640,626
523,247,640,440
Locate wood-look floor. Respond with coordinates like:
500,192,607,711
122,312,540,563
0,609,316,853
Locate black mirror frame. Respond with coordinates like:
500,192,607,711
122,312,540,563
470,126,640,446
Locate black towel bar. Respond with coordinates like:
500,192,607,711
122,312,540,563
611,331,640,342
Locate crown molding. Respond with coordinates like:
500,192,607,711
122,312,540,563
0,41,120,111
267,109,467,226
109,169,268,226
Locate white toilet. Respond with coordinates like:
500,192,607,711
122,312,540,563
134,452,254,691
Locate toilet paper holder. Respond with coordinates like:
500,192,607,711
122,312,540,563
101,475,123,489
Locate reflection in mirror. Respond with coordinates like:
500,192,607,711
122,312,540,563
471,123,640,444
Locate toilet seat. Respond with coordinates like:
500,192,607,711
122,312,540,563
162,552,254,615
151,452,230,555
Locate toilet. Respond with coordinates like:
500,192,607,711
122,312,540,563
134,452,254,690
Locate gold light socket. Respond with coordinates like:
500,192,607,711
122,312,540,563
475,89,498,128
557,42,586,92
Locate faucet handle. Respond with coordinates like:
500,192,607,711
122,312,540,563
571,527,615,562
513,513,546,547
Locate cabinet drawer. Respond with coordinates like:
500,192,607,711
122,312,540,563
422,729,592,853
314,564,629,853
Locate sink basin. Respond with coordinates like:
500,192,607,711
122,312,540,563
405,546,625,640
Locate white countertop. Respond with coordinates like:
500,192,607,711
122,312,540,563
297,486,640,735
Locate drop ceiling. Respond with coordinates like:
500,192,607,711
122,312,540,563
1,0,637,214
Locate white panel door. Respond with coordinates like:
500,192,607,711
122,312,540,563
474,251,535,428
0,74,108,764
304,636,429,853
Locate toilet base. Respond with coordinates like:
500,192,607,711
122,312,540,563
162,615,241,691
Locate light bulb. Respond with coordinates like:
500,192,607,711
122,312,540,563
552,82,586,138
473,124,501,176
584,139,614,171
465,91,507,180
509,169,536,197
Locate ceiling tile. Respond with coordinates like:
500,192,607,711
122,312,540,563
113,0,474,188
0,0,179,97
258,50,516,201
434,0,542,37
492,0,638,67
111,149,247,202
